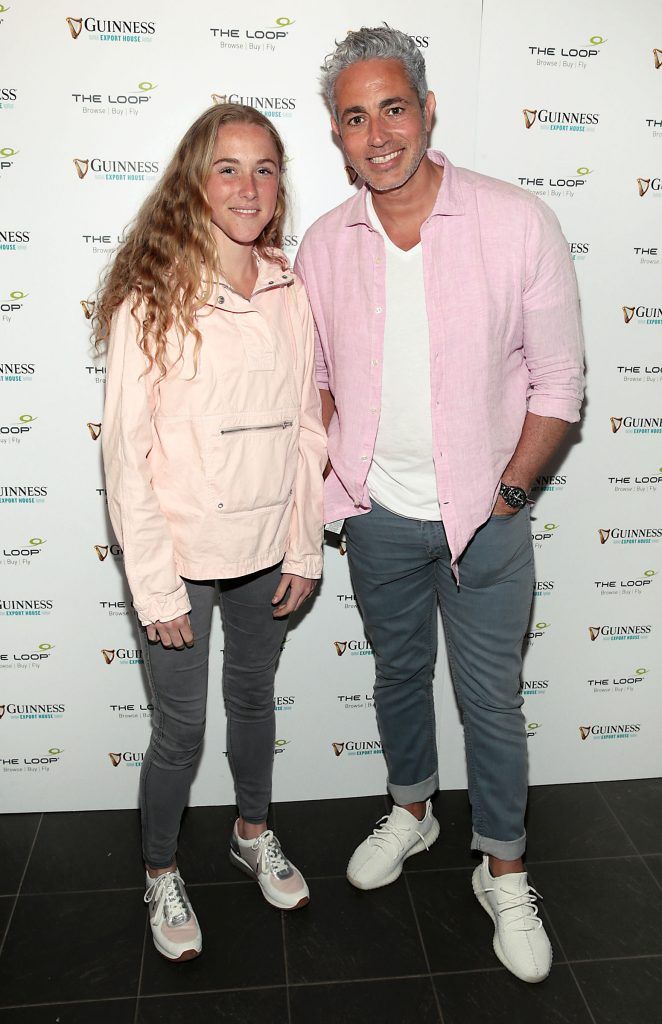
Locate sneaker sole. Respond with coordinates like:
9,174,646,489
347,817,441,891
151,933,201,962
229,849,310,911
471,865,551,984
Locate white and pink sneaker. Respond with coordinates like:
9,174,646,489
230,824,309,910
144,869,202,961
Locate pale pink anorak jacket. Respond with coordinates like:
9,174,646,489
102,253,326,626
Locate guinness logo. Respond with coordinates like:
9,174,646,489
598,529,611,544
588,627,600,642
334,641,348,656
654,48,662,70
637,177,651,197
101,648,115,665
622,306,635,324
80,299,95,319
108,752,121,767
579,726,590,741
211,93,227,104
94,545,109,561
73,158,89,179
610,417,623,433
0,706,5,720
522,108,538,129
332,742,345,756
86,422,102,440
66,16,83,39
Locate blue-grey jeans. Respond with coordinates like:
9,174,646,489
344,501,534,860
139,564,288,868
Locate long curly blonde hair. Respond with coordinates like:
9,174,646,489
93,103,288,377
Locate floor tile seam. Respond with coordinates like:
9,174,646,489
405,852,647,877
0,995,140,1011
0,812,42,960
560,957,599,1024
639,854,662,896
281,910,292,1024
592,781,641,854
138,983,288,1000
18,885,145,897
134,913,149,1013
403,872,445,1024
567,952,662,966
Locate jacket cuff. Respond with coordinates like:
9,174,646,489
134,582,191,627
282,553,323,580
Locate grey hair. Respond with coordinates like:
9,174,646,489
321,25,428,119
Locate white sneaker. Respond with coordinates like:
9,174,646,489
347,801,440,890
230,824,309,910
144,869,202,962
472,856,552,983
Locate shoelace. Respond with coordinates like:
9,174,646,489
144,871,190,927
252,830,291,876
366,814,432,854
480,882,544,933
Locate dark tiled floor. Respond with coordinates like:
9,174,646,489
1,781,661,1023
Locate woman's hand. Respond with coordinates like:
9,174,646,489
146,613,194,649
271,573,317,617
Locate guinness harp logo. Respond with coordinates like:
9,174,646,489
610,417,623,434
86,422,102,440
333,641,348,656
108,752,121,767
637,177,651,197
588,627,601,642
80,300,95,319
332,742,345,756
654,48,662,70
344,165,359,185
94,545,109,561
101,648,116,665
66,17,83,39
622,306,635,324
579,726,591,740
522,108,538,129
73,158,89,179
0,706,6,720
598,529,611,545
211,93,227,105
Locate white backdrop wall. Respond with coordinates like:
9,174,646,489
1,0,660,813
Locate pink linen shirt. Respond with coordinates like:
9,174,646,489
294,150,584,572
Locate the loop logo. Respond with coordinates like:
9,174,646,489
1,748,65,774
66,16,155,43
0,537,45,567
527,36,605,72
336,692,375,710
1,290,28,321
72,82,157,118
518,167,592,200
209,17,295,53
0,642,55,671
0,414,37,446
588,624,652,643
588,667,650,692
616,362,662,383
531,521,559,546
579,723,640,742
0,146,18,175
594,570,657,596
525,621,550,644
109,703,153,720
526,721,542,739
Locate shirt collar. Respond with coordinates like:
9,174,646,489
343,149,465,229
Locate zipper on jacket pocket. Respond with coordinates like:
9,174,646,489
219,419,293,436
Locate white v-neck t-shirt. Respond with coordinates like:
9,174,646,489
365,192,441,521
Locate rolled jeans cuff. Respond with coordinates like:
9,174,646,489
388,770,438,806
471,829,526,860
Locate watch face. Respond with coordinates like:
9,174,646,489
500,484,527,508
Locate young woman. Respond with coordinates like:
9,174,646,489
95,103,326,962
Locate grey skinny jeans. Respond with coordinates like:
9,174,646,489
345,501,534,861
139,564,288,868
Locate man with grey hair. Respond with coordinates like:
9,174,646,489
295,26,583,984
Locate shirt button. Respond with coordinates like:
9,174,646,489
217,296,225,305
371,358,378,366
370,406,377,413
375,306,382,314
360,455,368,461
375,257,382,265
217,502,224,509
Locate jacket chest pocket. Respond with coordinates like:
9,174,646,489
203,417,298,516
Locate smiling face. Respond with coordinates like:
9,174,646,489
205,122,280,250
332,58,434,193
